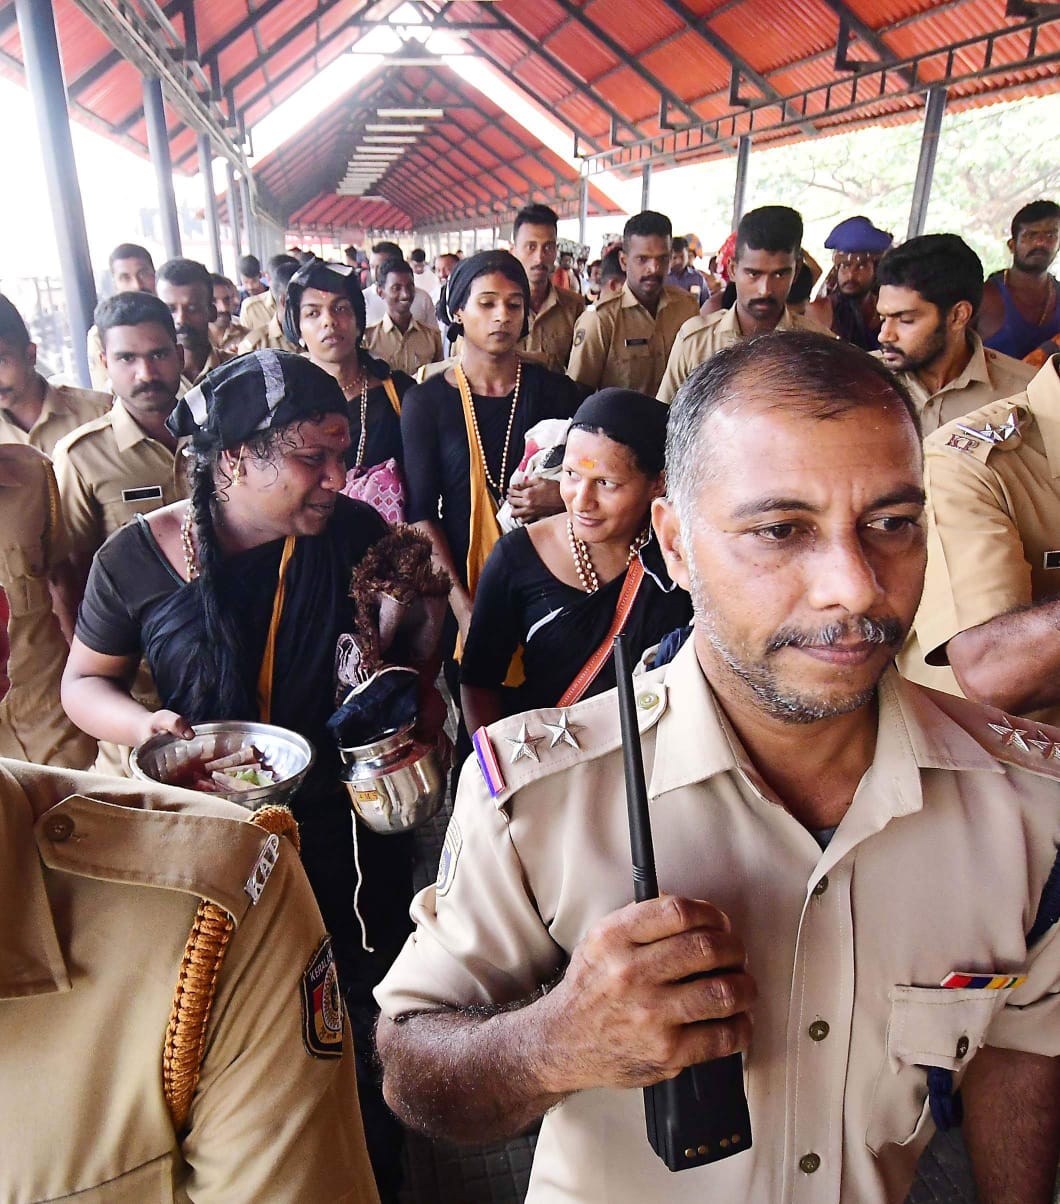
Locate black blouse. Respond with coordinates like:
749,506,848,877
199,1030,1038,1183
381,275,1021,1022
400,362,579,586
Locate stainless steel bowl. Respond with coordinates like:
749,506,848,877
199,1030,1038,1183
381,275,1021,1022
131,721,315,810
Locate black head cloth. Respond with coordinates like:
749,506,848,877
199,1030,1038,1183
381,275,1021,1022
167,349,349,451
282,257,391,380
443,250,531,341
568,387,669,476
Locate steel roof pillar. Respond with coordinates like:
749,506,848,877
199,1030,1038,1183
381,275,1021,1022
640,162,652,212
14,0,97,387
579,174,589,247
732,135,751,229
198,132,223,274
240,173,255,264
225,160,242,265
143,75,182,259
907,87,947,241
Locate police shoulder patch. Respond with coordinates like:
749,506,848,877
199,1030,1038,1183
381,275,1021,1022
435,817,462,897
300,936,344,1059
573,328,586,347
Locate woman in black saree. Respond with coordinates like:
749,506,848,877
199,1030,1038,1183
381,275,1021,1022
459,388,692,732
61,350,445,1202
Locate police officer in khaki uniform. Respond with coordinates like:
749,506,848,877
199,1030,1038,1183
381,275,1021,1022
657,206,829,404
156,258,234,388
900,355,1060,728
237,260,302,355
376,333,1060,1204
510,203,586,373
877,234,1035,436
87,243,159,393
53,292,188,584
0,588,379,1202
363,258,443,376
568,211,699,397
53,292,189,776
0,445,95,768
0,295,111,453
208,273,249,355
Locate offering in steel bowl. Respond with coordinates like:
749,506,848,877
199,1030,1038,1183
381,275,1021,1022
131,721,315,810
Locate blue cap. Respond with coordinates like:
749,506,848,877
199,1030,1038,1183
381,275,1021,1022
824,216,893,254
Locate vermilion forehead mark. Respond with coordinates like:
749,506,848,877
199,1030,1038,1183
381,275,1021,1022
578,458,597,469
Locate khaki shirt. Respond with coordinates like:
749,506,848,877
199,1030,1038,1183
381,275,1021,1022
567,283,699,397
524,284,585,373
377,642,1060,1203
0,758,379,1203
881,333,1036,436
239,290,275,331
657,306,832,403
900,356,1060,722
0,446,95,768
51,399,188,566
237,315,300,356
0,376,111,456
212,321,249,355
364,313,442,376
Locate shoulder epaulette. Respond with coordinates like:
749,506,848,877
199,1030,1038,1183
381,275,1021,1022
923,687,1060,781
471,673,668,809
53,410,115,453
929,403,1030,464
36,794,291,922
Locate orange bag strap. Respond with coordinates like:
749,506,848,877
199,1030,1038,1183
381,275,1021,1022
557,557,645,708
256,535,296,723
382,376,401,416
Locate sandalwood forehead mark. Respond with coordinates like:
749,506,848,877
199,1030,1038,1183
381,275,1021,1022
578,457,597,469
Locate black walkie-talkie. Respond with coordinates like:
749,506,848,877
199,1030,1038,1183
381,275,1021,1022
612,633,752,1172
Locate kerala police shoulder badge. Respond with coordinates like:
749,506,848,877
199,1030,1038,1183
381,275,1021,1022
436,818,462,897
300,936,344,1059
573,328,586,347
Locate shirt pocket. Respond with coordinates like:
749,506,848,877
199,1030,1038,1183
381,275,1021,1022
865,984,1013,1155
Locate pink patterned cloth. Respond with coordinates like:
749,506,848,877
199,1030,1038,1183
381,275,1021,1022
341,458,405,525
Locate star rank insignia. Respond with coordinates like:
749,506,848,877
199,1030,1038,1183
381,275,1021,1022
542,710,582,750
956,408,1023,447
505,721,543,763
987,716,1030,753
1026,731,1060,760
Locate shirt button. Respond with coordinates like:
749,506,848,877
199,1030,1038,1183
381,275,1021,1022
799,1152,821,1174
637,691,659,710
44,813,74,842
812,876,829,897
956,1035,970,1059
808,1020,830,1042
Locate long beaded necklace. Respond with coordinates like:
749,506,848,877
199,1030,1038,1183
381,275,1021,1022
1005,269,1056,326
567,520,651,594
455,358,522,496
181,505,198,580
338,367,370,469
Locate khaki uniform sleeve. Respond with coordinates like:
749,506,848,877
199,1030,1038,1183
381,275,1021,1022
375,762,566,1018
657,328,693,404
567,307,610,393
430,327,443,364
180,839,379,1203
52,441,103,568
916,446,1032,663
984,917,1060,1056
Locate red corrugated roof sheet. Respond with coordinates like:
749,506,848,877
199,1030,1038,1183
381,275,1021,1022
0,0,1055,230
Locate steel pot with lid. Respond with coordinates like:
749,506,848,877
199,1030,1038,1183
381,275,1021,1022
339,720,446,834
